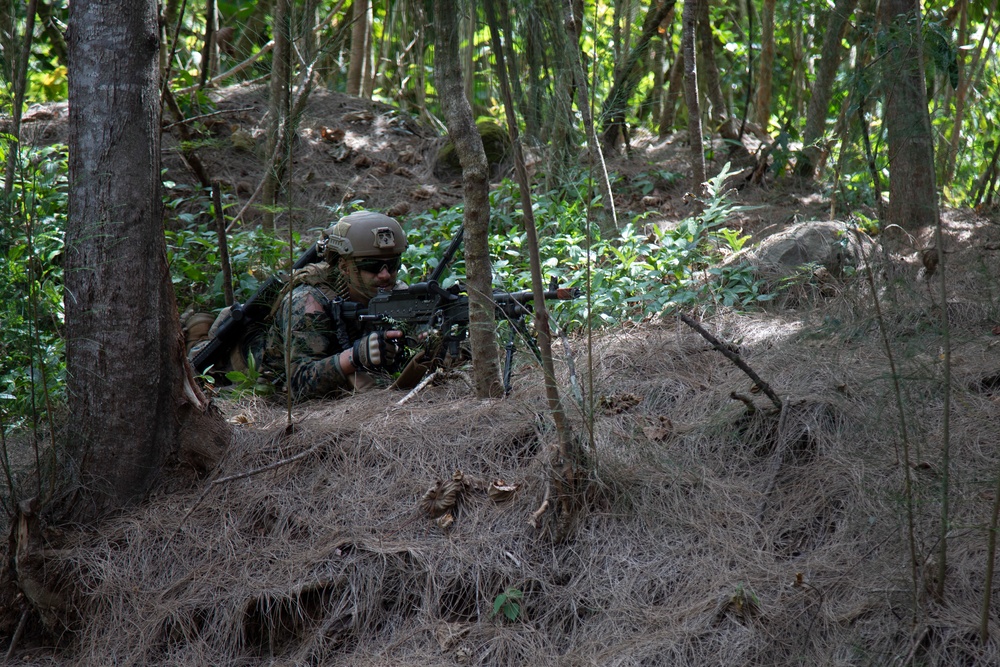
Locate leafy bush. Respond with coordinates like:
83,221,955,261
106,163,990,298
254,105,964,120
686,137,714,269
406,163,770,332
0,144,69,430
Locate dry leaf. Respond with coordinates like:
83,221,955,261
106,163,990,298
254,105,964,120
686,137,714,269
435,511,454,530
488,479,519,503
434,622,470,650
599,392,642,414
341,110,374,124
319,126,345,142
420,470,468,518
643,416,673,442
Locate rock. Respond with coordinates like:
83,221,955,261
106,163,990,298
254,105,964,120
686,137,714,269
739,220,873,279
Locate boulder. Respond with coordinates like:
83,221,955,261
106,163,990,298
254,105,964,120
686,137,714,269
741,220,873,279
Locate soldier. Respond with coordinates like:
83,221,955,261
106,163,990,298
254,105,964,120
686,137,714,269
258,210,410,400
187,210,416,400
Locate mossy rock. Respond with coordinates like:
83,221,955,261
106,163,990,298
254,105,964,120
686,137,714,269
434,120,511,177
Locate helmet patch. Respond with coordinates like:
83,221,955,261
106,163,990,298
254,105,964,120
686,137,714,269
373,226,397,250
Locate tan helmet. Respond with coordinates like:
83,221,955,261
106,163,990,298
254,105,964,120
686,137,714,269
318,210,408,260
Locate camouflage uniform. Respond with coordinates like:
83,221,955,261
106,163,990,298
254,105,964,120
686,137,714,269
186,210,410,401
254,268,405,401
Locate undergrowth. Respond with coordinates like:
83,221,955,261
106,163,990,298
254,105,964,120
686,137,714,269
0,156,770,432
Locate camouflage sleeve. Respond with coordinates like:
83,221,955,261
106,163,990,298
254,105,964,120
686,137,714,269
267,285,351,400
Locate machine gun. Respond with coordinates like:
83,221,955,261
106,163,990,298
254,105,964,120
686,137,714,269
340,279,581,393
190,243,321,374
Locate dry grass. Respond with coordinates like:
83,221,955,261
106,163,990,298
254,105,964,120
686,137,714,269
9,80,1000,667
17,214,995,666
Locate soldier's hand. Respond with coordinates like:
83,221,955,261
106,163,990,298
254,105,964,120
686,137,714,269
351,330,402,371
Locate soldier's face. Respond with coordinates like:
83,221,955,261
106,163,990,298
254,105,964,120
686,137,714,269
341,256,399,301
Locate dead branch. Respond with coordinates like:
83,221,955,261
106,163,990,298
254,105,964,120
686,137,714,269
678,312,782,411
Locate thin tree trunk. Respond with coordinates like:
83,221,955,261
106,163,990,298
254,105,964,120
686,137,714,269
798,0,859,178
538,0,576,185
792,3,807,118
487,0,582,540
943,0,998,184
598,0,676,153
683,0,705,186
435,0,502,400
753,0,775,127
36,0,67,66
659,46,684,136
263,0,291,229
3,0,37,206
462,1,475,107
232,0,271,61
696,0,736,140
523,4,544,141
564,0,617,234
199,0,217,87
346,0,369,95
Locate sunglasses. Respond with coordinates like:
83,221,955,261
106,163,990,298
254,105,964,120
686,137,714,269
354,256,402,274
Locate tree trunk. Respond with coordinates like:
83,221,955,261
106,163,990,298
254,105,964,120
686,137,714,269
3,0,37,206
434,0,502,400
797,0,859,178
346,0,370,95
563,0,618,234
598,0,676,153
696,0,737,140
683,0,705,186
487,0,583,540
659,45,684,136
538,0,577,186
231,0,271,61
942,0,998,184
879,0,939,232
753,0,775,128
263,0,291,229
199,0,217,87
66,0,218,523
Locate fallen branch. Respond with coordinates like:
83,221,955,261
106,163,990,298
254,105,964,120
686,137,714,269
397,370,439,406
162,439,316,553
678,312,782,411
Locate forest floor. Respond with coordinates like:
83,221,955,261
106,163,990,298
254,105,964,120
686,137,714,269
6,84,1000,665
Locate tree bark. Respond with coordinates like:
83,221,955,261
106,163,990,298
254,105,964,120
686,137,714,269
66,0,218,522
683,0,705,186
347,0,370,96
262,0,291,229
753,0,776,128
598,0,676,154
435,0,502,399
879,0,939,232
797,0,859,178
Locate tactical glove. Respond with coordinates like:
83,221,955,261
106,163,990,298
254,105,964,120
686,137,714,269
351,331,399,372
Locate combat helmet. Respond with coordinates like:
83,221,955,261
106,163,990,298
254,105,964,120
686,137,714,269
318,210,408,261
